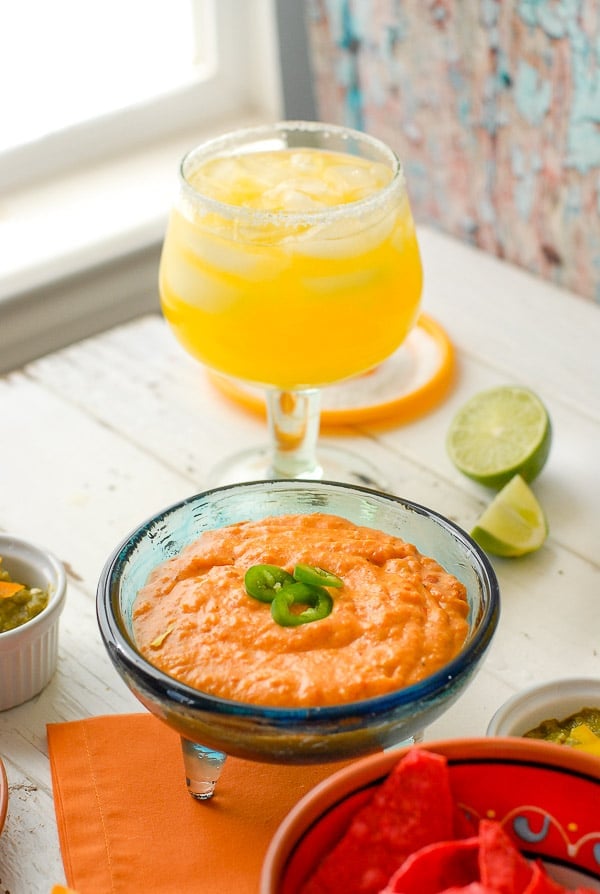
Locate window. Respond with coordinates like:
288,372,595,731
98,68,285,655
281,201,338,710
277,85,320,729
2,2,212,153
0,0,283,372
0,0,282,191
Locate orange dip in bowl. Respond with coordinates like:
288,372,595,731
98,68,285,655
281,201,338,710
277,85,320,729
132,513,469,708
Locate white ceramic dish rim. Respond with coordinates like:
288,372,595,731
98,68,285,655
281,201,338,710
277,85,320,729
0,533,67,647
487,677,600,738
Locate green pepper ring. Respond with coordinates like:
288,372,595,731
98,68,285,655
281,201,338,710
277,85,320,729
244,564,295,603
271,581,333,627
293,563,344,588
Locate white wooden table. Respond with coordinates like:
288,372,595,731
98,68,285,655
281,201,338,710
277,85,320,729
1,226,599,891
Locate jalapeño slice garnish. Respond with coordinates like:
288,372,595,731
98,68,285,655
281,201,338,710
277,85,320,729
270,581,333,627
244,564,294,603
293,563,344,588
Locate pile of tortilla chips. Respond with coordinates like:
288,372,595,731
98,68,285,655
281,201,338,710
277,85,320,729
299,749,597,894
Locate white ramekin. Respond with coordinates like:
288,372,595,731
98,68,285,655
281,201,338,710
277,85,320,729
0,534,67,711
487,677,600,738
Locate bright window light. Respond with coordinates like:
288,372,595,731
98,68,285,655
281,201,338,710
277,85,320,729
0,0,212,152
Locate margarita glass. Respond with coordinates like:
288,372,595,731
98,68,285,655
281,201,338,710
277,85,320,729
159,121,423,487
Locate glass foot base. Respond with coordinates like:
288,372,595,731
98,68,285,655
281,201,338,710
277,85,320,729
205,443,390,492
181,738,227,800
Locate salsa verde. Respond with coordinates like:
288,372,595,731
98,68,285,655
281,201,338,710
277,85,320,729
0,557,49,633
524,707,600,754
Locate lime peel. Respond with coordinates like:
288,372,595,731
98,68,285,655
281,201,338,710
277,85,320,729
470,474,548,557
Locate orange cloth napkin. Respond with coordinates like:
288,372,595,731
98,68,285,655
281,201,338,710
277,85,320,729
48,713,355,894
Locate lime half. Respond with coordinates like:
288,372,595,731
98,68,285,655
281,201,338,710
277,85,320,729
446,385,552,490
471,474,548,557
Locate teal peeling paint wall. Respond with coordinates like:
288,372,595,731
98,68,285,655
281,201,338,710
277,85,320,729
305,0,600,303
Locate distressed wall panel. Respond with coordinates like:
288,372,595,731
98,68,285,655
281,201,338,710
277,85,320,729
305,0,600,304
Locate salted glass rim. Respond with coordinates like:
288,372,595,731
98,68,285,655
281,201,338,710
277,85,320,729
177,120,406,226
97,479,500,723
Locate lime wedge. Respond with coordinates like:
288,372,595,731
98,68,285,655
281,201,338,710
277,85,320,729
470,475,548,557
446,386,552,489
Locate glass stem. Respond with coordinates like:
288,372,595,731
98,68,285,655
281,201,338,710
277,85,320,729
265,388,323,479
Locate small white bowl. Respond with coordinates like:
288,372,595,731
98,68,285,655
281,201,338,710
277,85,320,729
0,534,67,711
487,677,600,738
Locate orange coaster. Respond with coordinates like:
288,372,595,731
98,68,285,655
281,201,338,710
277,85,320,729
208,314,455,428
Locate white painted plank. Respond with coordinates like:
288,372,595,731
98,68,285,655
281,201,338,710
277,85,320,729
0,371,196,591
27,314,600,560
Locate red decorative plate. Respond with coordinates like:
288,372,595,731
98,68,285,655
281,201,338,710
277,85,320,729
261,738,600,893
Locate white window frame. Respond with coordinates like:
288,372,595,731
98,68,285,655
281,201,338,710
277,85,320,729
0,0,284,372
0,0,281,192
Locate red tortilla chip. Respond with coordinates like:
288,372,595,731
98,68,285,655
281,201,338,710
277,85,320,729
379,835,480,893
300,749,455,894
478,820,533,894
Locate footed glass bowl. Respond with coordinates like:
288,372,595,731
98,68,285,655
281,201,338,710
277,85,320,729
97,481,499,797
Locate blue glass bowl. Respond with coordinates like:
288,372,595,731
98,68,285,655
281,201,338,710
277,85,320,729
97,480,499,764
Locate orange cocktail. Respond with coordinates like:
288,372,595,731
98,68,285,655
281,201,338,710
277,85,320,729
159,122,423,485
160,144,422,390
